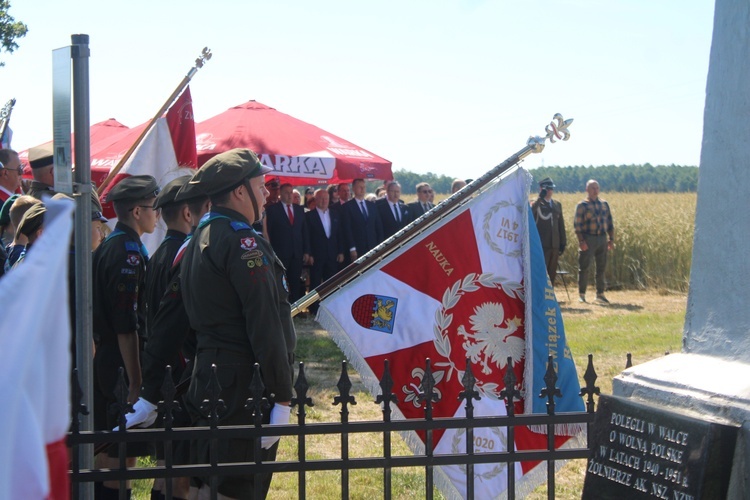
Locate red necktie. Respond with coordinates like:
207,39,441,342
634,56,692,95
287,204,294,225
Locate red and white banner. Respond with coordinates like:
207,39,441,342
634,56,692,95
317,167,584,498
99,87,198,254
0,198,74,500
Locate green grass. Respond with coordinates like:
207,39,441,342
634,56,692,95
129,296,685,499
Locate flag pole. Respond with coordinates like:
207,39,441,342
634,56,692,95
0,98,16,145
291,113,574,316
97,48,211,193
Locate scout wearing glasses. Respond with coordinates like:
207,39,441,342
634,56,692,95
91,175,159,498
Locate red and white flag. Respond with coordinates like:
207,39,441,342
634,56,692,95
0,198,74,500
317,167,584,498
99,87,198,254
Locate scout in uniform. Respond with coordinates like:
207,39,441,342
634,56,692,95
143,175,192,342
133,177,210,500
91,175,159,499
181,149,296,500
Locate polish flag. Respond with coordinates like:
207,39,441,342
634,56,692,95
317,167,585,498
99,87,198,255
0,198,74,500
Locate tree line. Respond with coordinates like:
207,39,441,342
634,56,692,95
384,164,698,194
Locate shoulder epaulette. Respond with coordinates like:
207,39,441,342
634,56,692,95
124,241,140,253
230,221,251,232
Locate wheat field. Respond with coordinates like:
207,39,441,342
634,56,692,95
407,191,697,292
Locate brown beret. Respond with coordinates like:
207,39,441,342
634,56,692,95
155,176,191,209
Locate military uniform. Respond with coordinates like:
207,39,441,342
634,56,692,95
26,180,57,200
92,223,149,427
180,149,296,499
532,179,567,285
91,175,159,457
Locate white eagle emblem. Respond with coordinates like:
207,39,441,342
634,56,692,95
457,302,524,375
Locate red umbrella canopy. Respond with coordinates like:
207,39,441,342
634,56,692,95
19,118,132,181
195,100,392,186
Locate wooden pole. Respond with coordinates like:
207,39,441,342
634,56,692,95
97,48,211,193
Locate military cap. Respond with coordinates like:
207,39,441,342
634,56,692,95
155,175,191,209
0,194,19,226
188,149,272,197
105,175,160,202
28,143,54,169
538,177,555,189
174,174,206,202
16,202,46,237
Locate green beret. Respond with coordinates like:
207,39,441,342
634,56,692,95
155,176,191,209
16,202,46,237
0,194,19,226
28,143,54,169
55,190,108,222
174,173,207,203
105,175,159,202
188,149,272,197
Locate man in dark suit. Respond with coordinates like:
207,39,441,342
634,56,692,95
266,182,310,302
376,181,410,239
305,188,344,293
407,182,434,220
341,178,383,261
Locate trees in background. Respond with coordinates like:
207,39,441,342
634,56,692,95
0,1,27,67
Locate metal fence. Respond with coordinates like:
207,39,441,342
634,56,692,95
68,354,602,500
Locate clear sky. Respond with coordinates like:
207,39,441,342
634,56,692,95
1,0,715,180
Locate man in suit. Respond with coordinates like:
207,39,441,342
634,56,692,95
376,181,410,239
305,188,344,294
408,182,434,219
341,178,383,261
266,182,310,302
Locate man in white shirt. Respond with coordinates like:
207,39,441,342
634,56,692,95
305,189,344,300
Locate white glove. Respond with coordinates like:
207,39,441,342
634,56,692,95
261,404,291,449
112,397,158,431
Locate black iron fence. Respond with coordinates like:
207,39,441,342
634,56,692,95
68,355,603,500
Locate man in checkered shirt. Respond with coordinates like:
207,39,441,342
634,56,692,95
574,179,615,303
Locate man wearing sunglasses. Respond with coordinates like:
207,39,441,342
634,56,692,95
0,149,23,204
408,182,434,218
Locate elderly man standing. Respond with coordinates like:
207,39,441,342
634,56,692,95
532,177,566,286
181,149,295,499
574,179,615,303
408,182,433,219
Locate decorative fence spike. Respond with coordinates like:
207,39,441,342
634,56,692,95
376,360,398,421
626,352,633,369
112,367,133,431
539,356,562,416
291,362,314,426
245,363,270,426
500,356,522,417
579,354,600,414
200,364,226,425
458,358,480,416
333,361,357,416
417,358,440,420
158,365,182,429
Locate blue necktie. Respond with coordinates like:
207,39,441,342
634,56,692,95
360,201,368,221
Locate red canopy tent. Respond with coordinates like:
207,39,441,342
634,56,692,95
194,100,392,186
19,118,133,182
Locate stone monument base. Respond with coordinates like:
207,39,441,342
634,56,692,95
613,352,750,495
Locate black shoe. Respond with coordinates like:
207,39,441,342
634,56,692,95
579,294,586,303
596,294,610,304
